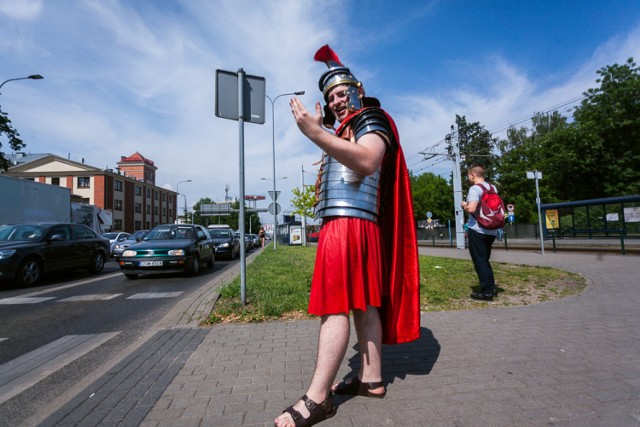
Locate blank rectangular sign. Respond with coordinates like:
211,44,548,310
215,69,266,124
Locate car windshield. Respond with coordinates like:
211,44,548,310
210,229,232,238
0,224,46,241
131,230,148,240
101,232,120,239
144,226,195,240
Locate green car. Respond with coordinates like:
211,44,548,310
118,224,215,279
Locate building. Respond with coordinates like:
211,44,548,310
3,151,177,232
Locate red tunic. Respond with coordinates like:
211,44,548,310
309,108,421,345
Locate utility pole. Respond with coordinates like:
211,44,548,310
448,125,466,249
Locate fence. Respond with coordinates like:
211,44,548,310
419,224,638,255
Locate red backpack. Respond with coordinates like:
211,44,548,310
472,182,505,230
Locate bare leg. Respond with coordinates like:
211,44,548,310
274,313,350,427
331,306,385,395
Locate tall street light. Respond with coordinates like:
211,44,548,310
265,91,304,250
261,176,287,247
176,179,192,223
0,74,44,95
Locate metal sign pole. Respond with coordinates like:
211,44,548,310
237,68,247,305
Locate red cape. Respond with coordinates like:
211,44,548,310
336,108,421,344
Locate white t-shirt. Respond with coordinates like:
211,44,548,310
466,182,500,236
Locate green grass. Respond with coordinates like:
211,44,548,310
205,245,586,324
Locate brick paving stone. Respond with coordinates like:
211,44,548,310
38,249,640,426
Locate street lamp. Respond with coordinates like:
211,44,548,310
0,74,44,95
176,179,192,223
265,90,304,250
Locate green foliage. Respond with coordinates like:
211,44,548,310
410,172,454,223
0,106,26,171
291,185,316,219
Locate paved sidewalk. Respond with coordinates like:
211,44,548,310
44,248,640,426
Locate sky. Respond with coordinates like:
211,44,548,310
1,0,640,226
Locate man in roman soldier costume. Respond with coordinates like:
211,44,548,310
275,45,421,427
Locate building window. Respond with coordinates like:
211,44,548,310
113,219,123,230
114,180,123,191
146,188,151,198
135,203,142,213
154,206,158,215
115,200,123,211
161,193,166,201
146,205,150,214
135,221,142,230
135,186,142,196
146,221,151,229
161,207,166,216
154,191,158,200
78,177,90,188
51,177,60,186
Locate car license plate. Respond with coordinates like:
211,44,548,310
140,260,163,267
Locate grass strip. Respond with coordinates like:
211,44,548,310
206,245,586,324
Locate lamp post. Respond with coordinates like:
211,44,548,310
0,74,44,95
266,91,305,250
176,179,192,223
261,176,287,247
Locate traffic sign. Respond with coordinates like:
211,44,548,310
268,203,281,215
268,190,281,201
507,204,514,212
426,211,432,219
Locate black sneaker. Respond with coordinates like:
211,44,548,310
470,292,494,301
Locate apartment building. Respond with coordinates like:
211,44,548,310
3,151,177,232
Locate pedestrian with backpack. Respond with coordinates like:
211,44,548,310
461,165,505,301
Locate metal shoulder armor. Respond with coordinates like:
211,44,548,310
352,108,394,144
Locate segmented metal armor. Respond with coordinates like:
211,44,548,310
315,108,394,222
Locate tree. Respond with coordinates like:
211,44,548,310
496,112,567,223
291,185,316,220
410,172,453,224
456,115,499,182
0,107,26,171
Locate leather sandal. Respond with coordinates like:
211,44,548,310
332,377,386,399
278,394,337,427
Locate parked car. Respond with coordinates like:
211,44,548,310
208,227,240,260
0,223,110,287
117,224,215,279
235,231,253,252
111,230,148,259
248,234,260,249
101,231,131,246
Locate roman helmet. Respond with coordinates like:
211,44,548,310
314,45,379,128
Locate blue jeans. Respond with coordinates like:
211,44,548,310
468,229,496,293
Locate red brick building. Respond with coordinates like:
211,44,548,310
4,151,177,232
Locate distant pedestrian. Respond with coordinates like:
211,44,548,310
258,227,266,248
461,165,500,301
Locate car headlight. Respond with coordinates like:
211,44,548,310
122,250,137,257
218,242,229,248
168,249,185,256
0,250,17,260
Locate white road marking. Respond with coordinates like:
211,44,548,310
127,292,183,299
57,294,123,302
0,332,120,405
0,297,56,304
0,338,7,343
14,272,123,299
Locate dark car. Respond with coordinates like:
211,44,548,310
0,223,110,287
111,230,148,259
208,227,240,260
117,224,215,279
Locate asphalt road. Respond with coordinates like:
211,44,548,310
0,257,241,425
